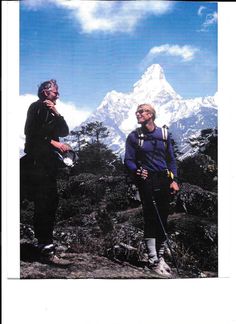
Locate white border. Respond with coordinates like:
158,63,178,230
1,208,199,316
2,2,236,324
2,1,20,279
218,2,236,279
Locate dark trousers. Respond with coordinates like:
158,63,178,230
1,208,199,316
21,155,58,245
33,161,58,245
138,172,171,239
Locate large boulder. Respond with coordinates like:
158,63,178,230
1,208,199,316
175,183,217,220
168,213,217,274
178,153,217,191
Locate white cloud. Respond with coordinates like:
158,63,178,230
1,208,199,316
197,6,218,32
202,12,218,29
22,0,52,10
198,6,206,16
56,100,91,130
18,94,91,152
22,0,174,33
142,44,199,66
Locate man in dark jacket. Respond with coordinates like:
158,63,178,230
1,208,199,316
124,103,179,278
22,79,71,263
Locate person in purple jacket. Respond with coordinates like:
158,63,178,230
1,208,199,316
124,103,179,278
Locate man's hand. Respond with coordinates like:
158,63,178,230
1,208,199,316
51,140,71,153
136,168,148,180
170,181,180,194
43,99,60,116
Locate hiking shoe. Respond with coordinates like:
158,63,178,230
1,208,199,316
34,243,71,266
148,255,158,267
40,244,56,256
158,257,171,272
34,243,56,255
152,258,172,278
40,254,71,266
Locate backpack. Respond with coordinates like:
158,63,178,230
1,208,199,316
136,125,168,149
125,125,170,203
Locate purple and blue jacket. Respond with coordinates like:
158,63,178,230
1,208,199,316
124,126,178,179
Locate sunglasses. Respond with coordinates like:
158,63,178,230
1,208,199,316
135,109,151,115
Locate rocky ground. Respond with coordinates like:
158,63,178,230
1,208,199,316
20,253,217,280
20,141,218,280
20,251,217,280
20,251,179,280
20,210,218,280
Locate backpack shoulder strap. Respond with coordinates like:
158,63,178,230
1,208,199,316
136,127,145,147
161,125,168,150
137,126,168,148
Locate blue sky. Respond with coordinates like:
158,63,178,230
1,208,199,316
20,1,217,111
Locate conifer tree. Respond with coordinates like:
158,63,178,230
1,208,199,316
80,121,109,144
71,121,123,175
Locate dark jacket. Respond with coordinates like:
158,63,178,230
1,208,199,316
24,100,69,160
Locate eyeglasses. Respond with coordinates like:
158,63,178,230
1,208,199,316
135,109,151,115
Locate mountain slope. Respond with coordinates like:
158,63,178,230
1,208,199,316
71,64,217,158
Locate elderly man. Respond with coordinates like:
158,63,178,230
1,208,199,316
23,79,71,264
124,103,179,278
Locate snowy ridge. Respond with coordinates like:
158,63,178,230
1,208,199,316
71,64,217,159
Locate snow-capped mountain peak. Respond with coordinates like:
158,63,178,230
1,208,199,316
133,64,181,101
70,64,217,158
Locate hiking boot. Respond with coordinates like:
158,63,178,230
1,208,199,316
40,254,72,266
152,258,172,278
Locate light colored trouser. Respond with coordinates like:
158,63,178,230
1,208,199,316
145,238,165,264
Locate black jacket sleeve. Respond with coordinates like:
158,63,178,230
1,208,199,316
24,100,69,155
